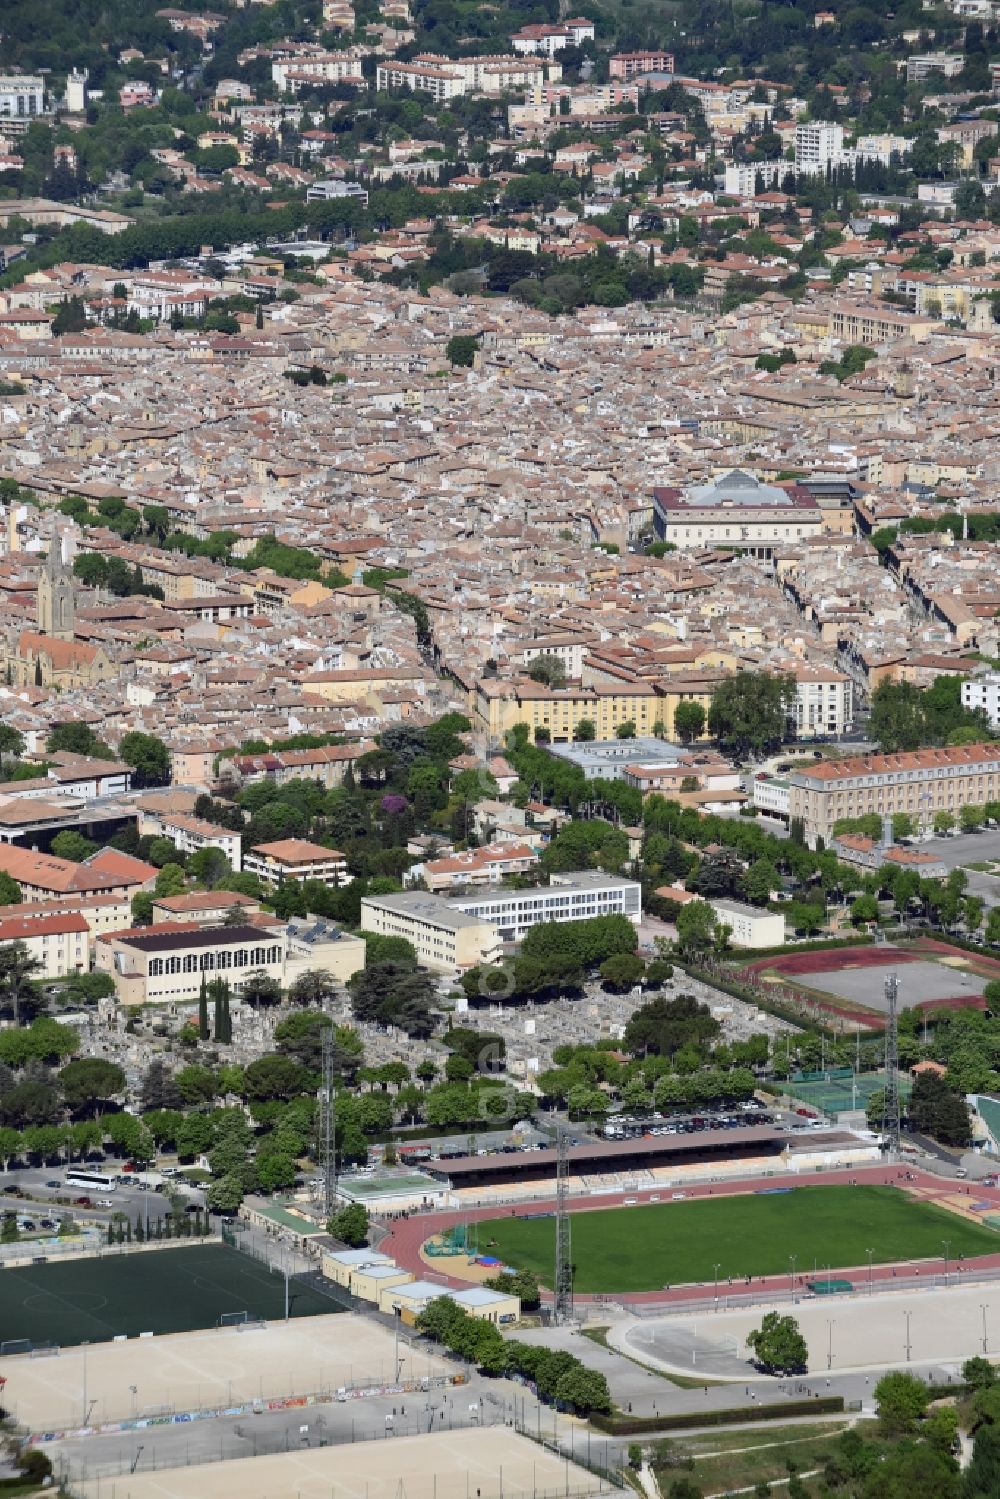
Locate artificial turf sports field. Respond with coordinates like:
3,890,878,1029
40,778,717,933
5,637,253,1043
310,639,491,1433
0,1244,338,1349
483,1186,1000,1293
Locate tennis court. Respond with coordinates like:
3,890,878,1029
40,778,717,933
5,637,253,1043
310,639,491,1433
0,1244,336,1350
343,1173,437,1199
783,1071,911,1117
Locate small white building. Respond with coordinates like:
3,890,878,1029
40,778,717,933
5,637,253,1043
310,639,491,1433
723,161,784,196
962,672,1000,730
711,898,785,949
0,76,44,120
752,775,791,819
794,120,843,175
663,886,786,948
305,179,369,205
378,1279,519,1326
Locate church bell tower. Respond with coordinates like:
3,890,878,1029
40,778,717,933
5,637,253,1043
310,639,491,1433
37,536,75,641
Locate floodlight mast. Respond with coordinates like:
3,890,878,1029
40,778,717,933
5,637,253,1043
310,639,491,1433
881,972,901,1161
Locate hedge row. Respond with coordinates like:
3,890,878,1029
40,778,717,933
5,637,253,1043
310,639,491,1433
735,934,875,961
680,963,828,1035
590,1395,844,1435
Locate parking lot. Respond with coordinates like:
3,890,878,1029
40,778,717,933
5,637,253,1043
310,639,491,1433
0,1167,202,1232
921,826,1000,871
603,1100,782,1142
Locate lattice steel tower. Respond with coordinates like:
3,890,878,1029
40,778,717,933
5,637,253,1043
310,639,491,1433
319,1027,337,1220
553,1123,573,1325
881,972,901,1160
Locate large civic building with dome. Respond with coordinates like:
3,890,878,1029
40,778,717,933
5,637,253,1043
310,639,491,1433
651,469,825,557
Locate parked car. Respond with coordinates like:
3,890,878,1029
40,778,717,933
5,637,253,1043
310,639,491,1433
45,1179,61,1189
74,1196,93,1207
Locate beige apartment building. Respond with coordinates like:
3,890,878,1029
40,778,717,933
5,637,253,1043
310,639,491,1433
244,838,348,887
0,845,157,904
0,891,131,937
151,890,262,924
792,666,853,738
138,808,243,872
827,299,937,345
475,678,658,742
0,910,89,977
359,891,501,972
232,742,376,791
788,742,1000,845
412,842,539,892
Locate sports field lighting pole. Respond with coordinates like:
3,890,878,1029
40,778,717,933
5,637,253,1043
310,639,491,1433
827,1319,834,1371
904,1310,912,1363
713,1263,720,1307
942,1240,951,1286
866,1248,874,1296
789,1254,797,1294
982,1305,989,1356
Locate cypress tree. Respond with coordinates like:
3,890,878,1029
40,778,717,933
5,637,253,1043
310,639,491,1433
198,974,209,1041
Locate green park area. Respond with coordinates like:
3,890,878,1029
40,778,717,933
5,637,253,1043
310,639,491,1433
0,1244,336,1349
484,1187,1000,1294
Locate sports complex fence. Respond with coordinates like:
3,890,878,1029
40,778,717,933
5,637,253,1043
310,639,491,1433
599,1261,1000,1320
781,1069,912,1118
53,1397,625,1496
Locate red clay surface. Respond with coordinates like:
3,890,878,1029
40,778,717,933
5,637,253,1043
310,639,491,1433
744,947,921,977
377,1166,1000,1306
740,939,1000,1030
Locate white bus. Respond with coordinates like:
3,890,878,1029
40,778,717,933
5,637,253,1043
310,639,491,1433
64,1169,117,1193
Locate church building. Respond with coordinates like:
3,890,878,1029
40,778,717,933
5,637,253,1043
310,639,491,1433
5,538,112,689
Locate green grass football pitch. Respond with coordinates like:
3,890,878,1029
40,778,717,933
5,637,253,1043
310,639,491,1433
483,1186,1000,1294
0,1244,338,1349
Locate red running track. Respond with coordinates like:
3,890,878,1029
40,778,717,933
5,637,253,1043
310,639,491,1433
376,1164,1000,1306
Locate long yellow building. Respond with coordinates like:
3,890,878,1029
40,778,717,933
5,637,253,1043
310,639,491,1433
474,677,715,743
